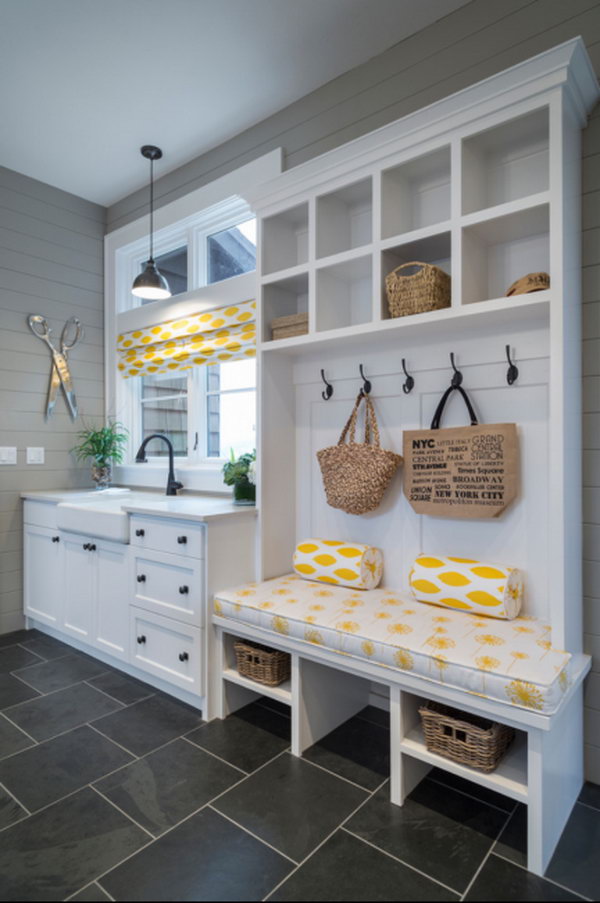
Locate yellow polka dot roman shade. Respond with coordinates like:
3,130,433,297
117,300,256,378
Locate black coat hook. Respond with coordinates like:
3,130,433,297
320,369,333,401
401,359,414,394
359,364,371,395
450,352,463,388
506,345,519,385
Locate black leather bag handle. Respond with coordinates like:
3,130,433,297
430,384,478,430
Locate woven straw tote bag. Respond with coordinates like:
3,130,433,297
317,392,402,515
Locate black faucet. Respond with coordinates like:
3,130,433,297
135,433,184,496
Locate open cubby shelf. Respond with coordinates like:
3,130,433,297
258,109,555,345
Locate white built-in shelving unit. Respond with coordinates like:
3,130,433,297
226,39,599,875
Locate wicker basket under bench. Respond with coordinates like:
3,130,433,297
234,639,291,687
419,700,515,773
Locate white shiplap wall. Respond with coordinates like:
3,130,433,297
0,166,105,634
105,0,600,783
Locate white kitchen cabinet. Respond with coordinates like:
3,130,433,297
130,606,203,695
62,534,128,662
23,525,63,628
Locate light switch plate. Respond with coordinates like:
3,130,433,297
0,447,17,465
26,447,45,465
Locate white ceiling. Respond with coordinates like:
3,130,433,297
0,0,470,206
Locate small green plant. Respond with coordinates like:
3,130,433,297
222,449,256,487
71,421,129,467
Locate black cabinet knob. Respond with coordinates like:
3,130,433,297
179,585,189,595
135,529,145,537
89,544,96,552
179,652,189,662
177,536,187,545
52,536,60,543
137,635,146,645
83,543,90,550
137,574,146,583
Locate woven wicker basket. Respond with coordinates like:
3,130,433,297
271,312,308,341
385,261,451,318
234,640,291,687
419,701,514,773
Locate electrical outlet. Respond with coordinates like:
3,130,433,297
26,447,45,465
0,447,17,465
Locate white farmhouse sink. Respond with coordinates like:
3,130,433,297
56,491,160,543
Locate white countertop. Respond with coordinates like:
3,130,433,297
22,488,257,522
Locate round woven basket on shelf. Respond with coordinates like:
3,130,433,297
385,261,451,318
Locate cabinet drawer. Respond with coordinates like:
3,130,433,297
133,550,204,627
130,607,203,695
24,500,58,530
130,516,204,560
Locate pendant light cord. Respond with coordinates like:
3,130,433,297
149,156,154,262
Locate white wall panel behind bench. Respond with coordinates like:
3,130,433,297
0,166,105,633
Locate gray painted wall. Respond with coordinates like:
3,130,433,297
107,0,600,782
0,166,105,634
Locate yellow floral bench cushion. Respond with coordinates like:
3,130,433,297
214,575,572,715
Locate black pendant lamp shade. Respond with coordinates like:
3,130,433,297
131,145,171,301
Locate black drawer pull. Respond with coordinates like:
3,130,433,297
83,543,90,550
89,544,96,552
135,529,145,537
52,536,60,543
177,536,187,545
137,574,146,583
179,652,189,662
137,635,146,645
179,585,189,595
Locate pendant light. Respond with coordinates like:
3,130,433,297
131,145,171,301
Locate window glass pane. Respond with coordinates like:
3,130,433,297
208,390,256,459
138,246,188,305
218,359,256,391
140,374,188,456
207,218,256,284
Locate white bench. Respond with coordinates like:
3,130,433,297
210,575,591,876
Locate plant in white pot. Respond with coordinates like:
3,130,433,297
222,449,256,505
71,421,129,490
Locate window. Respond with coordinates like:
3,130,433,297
206,359,256,458
140,374,188,456
207,218,256,285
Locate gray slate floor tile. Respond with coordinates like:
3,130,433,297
0,787,148,902
14,653,110,693
94,737,242,836
0,712,35,759
0,672,41,709
0,629,43,649
100,806,293,901
20,635,74,661
0,724,133,812
465,853,581,901
4,682,123,741
494,802,527,867
70,882,113,901
0,786,27,830
87,670,155,705
545,801,600,900
428,767,515,813
92,693,204,756
346,779,509,895
579,780,600,811
271,829,459,901
186,701,290,772
302,714,390,790
214,752,368,862
0,644,43,673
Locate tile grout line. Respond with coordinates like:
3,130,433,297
208,805,299,866
64,880,115,902
458,802,517,901
262,776,390,902
84,749,296,893
340,826,462,898
6,671,117,702
576,799,600,815
86,722,141,760
0,710,39,747
0,778,31,817
82,680,155,707
180,734,249,776
491,852,593,902
89,785,156,839
299,752,382,793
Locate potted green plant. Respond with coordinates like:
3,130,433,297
71,421,129,489
222,449,256,506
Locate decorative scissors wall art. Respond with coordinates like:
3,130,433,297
27,315,84,420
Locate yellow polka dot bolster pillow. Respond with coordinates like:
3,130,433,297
409,555,523,619
293,539,383,590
